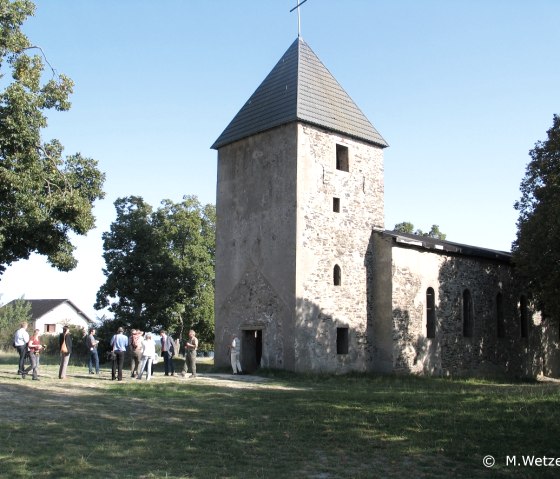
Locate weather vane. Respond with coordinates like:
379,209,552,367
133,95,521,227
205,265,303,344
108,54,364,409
290,0,309,38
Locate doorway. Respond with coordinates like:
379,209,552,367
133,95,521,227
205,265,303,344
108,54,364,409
242,329,262,373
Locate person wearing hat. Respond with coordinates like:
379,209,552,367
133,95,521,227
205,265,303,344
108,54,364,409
110,327,129,381
58,325,73,379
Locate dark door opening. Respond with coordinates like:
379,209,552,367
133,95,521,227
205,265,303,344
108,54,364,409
242,329,262,373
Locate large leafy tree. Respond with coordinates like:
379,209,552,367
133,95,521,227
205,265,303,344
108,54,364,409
95,196,215,345
0,0,105,274
513,114,560,318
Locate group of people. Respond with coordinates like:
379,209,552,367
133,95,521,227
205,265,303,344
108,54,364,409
13,321,202,381
13,321,73,380
13,322,43,380
14,322,244,380
106,327,199,382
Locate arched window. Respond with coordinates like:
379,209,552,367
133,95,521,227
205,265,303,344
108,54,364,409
426,287,436,339
496,292,505,338
520,295,529,338
463,289,474,338
333,265,341,286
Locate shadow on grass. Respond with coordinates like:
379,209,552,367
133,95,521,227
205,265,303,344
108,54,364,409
0,359,559,478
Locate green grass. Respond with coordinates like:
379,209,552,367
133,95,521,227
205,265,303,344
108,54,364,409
1,353,559,478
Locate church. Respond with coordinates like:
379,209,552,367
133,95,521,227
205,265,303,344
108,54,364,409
211,37,559,377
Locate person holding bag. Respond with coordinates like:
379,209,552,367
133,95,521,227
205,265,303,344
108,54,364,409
58,326,72,379
24,329,43,380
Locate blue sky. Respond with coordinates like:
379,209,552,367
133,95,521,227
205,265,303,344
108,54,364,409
1,0,558,320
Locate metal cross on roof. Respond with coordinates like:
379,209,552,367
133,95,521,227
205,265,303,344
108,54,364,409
290,0,309,38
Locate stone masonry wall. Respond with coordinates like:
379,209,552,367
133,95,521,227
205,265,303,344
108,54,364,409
390,245,545,377
214,125,298,371
295,124,385,372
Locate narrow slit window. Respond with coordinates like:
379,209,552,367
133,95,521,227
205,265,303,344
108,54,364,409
463,289,474,338
496,293,505,338
336,144,349,172
333,264,341,286
333,197,340,213
426,287,436,338
336,327,349,354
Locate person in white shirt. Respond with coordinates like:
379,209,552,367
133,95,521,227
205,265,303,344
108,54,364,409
14,322,30,378
229,333,242,375
137,333,156,381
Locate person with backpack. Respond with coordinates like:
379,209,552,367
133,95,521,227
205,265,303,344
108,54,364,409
130,329,144,378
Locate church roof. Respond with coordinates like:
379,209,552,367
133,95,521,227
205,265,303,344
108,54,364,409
379,230,512,263
211,37,388,150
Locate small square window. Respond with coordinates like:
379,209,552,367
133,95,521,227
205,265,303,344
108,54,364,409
337,327,349,354
333,197,340,213
45,324,56,333
336,144,349,172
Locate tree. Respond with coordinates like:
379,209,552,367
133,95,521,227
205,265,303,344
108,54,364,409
0,297,31,350
95,196,216,346
393,222,447,240
0,0,105,274
513,114,560,319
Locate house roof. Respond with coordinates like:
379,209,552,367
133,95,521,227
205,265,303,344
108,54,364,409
1,299,94,324
211,37,388,150
378,230,512,263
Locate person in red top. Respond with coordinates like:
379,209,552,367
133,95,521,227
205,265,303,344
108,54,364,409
23,329,43,380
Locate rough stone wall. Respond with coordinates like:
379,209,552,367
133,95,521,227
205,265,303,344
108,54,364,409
294,124,384,372
390,245,546,377
214,124,298,371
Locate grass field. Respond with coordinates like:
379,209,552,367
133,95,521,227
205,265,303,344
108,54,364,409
1,352,560,479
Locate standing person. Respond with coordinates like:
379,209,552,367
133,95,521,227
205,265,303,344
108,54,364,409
160,330,175,376
58,325,73,379
24,329,43,380
129,329,144,378
182,329,198,378
229,333,243,375
13,321,30,377
110,327,129,381
86,328,100,375
136,333,156,381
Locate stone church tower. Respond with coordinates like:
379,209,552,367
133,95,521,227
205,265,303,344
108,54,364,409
212,38,388,373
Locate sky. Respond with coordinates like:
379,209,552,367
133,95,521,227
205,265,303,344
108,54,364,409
0,0,558,320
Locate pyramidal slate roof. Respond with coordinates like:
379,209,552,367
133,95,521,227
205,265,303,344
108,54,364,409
211,37,388,150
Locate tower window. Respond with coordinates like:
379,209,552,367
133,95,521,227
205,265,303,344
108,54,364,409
333,265,341,286
336,327,349,354
463,289,474,338
333,197,340,213
336,144,349,172
496,293,505,338
426,287,436,339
